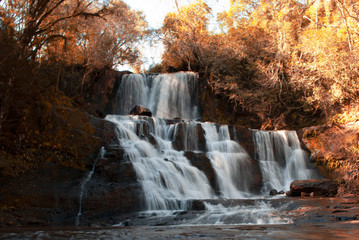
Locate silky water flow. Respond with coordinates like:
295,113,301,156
105,72,319,225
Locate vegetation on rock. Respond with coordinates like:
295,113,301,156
159,0,359,130
0,0,147,177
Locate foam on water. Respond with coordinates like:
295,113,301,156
253,130,318,193
115,72,199,120
184,201,292,225
106,115,214,210
104,72,319,225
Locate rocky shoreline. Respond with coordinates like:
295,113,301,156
1,197,359,239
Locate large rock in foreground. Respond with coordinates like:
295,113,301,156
289,179,338,197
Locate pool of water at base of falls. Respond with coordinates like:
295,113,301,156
3,222,359,240
115,197,293,226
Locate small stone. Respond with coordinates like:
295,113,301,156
285,191,293,196
269,189,278,196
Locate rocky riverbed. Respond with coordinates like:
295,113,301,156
1,219,359,239
1,197,359,239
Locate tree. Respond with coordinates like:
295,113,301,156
1,0,147,67
0,0,147,133
159,0,359,127
291,0,359,116
161,0,211,71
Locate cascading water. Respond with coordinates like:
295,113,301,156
106,72,320,225
185,201,292,225
115,72,199,120
253,130,319,193
105,115,214,210
200,123,255,198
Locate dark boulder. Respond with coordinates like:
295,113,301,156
129,105,152,117
269,189,278,196
269,189,285,196
289,179,338,197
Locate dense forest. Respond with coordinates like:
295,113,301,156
157,0,359,129
0,0,358,193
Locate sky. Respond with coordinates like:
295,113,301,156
120,0,230,71
123,0,177,29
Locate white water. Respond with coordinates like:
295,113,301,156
253,130,318,193
185,201,292,225
76,147,106,225
106,115,214,210
115,72,199,120
201,123,254,198
105,72,320,225
173,121,201,152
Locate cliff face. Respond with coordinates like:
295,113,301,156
0,69,356,227
0,72,265,226
299,123,359,196
81,69,132,118
198,74,358,196
0,102,114,224
0,66,127,226
198,76,261,128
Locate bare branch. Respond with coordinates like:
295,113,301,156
35,0,65,30
35,10,105,36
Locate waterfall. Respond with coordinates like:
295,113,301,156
115,72,199,120
76,146,105,225
201,123,255,198
106,115,214,210
106,71,319,216
253,130,318,193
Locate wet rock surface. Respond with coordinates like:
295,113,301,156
76,197,359,227
172,123,206,152
229,125,256,159
81,70,131,117
0,115,143,227
1,198,359,239
289,179,338,197
129,105,153,117
184,151,218,194
1,223,359,240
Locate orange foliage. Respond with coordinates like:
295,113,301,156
160,0,359,128
1,0,147,68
